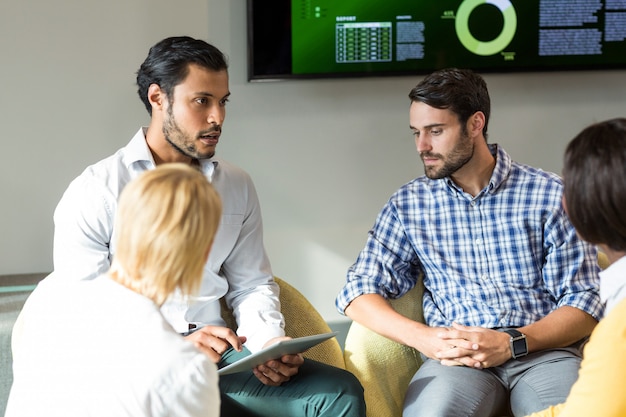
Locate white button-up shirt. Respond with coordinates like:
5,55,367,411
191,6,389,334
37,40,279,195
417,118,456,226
600,255,626,314
51,128,284,352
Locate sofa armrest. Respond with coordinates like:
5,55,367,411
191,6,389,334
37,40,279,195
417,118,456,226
343,280,425,417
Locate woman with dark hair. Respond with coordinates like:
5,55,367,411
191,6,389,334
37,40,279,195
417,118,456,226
528,118,626,417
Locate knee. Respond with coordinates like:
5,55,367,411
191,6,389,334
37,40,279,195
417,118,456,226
403,368,507,417
334,367,364,396
320,366,365,401
302,363,366,417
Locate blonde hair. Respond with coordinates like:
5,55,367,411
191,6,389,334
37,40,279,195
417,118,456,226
109,163,222,305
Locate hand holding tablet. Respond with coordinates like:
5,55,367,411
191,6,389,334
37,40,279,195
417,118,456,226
218,332,339,375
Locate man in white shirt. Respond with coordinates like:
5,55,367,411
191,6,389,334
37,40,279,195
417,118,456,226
51,36,365,416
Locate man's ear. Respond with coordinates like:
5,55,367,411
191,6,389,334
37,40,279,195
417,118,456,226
147,84,165,112
468,111,486,136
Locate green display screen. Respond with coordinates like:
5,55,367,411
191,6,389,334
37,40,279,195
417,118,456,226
248,0,626,80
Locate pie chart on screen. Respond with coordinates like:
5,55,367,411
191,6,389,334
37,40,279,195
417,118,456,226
455,0,518,56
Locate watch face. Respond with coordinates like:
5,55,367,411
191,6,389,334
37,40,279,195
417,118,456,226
506,329,528,359
512,339,527,357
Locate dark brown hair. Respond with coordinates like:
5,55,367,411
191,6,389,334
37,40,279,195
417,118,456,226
409,68,490,139
136,36,228,115
563,118,626,251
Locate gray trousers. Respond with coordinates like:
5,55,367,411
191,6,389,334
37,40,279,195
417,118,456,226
403,342,585,417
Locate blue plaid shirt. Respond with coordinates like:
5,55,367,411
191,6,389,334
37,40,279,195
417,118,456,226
336,144,603,328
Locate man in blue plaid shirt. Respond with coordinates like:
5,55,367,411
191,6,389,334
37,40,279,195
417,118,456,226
336,68,603,417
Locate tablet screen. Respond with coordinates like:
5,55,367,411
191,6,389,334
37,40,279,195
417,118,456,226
218,332,339,375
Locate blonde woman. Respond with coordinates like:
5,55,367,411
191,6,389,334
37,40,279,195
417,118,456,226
7,164,222,417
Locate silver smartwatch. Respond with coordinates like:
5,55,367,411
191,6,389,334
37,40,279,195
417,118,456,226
503,329,528,359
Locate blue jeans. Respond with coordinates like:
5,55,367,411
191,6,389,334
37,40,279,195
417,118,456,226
219,347,366,417
403,343,585,417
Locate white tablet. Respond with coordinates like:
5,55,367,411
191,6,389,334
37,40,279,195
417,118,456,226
218,332,339,375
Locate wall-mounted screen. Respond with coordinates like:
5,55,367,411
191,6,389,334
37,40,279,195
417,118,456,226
247,0,626,81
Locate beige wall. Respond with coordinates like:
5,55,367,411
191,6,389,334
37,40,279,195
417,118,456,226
1,0,625,321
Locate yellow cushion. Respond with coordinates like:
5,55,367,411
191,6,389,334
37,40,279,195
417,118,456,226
221,277,345,369
275,277,345,368
343,280,425,417
598,251,610,270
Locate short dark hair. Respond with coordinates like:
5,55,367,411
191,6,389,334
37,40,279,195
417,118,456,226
408,68,490,139
136,36,228,115
563,118,626,251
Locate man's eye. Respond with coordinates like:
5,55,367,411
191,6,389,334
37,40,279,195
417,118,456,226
196,98,208,105
220,98,230,106
431,129,442,135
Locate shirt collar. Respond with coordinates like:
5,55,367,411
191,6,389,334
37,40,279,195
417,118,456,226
200,158,218,182
123,127,218,181
487,143,511,194
122,127,155,170
599,254,626,312
443,143,510,197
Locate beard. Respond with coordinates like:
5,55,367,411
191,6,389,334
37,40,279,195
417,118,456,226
162,106,216,160
421,128,474,179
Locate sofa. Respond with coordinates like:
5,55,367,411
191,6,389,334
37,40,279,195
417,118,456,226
0,273,46,416
1,253,610,417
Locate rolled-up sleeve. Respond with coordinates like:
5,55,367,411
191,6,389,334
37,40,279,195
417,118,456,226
542,205,604,321
336,201,421,314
